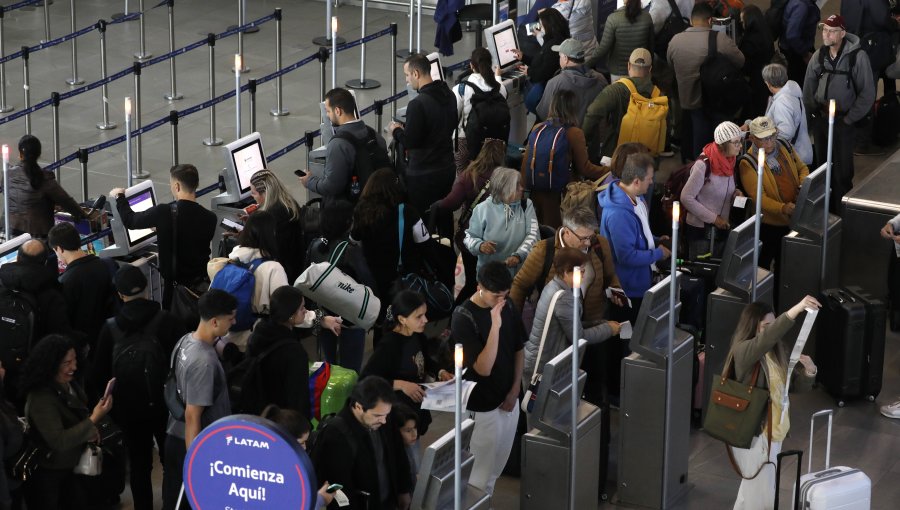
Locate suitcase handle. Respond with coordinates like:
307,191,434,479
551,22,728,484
808,409,833,473
775,449,803,510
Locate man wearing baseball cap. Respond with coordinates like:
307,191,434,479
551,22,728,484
536,38,608,123
802,14,875,213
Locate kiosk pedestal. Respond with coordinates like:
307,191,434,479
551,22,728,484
780,224,842,312
617,328,693,510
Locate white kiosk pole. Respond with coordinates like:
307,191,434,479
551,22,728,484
569,266,581,510
454,343,463,510
125,97,133,188
2,145,9,240
821,100,835,288
752,148,763,301
331,17,338,89
234,54,242,140
662,202,680,507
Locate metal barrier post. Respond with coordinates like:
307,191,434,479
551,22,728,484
125,97,133,188
390,23,397,118
318,46,328,106
169,110,179,166
374,99,384,133
331,17,337,89
395,0,413,58
0,8,12,113
248,78,257,133
78,148,88,202
51,92,61,181
132,62,148,179
65,0,83,85
269,8,288,117
305,130,314,169
96,20,116,130
134,0,151,60
22,46,31,134
313,0,345,46
346,0,380,90
41,0,51,44
235,54,242,140
2,146,9,240
416,0,422,52
240,0,258,34
164,0,182,100
112,0,133,21
202,33,222,146
233,0,248,72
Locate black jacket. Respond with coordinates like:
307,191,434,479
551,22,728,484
59,254,116,348
392,81,458,177
245,320,311,419
740,20,776,118
266,201,307,283
312,406,412,509
526,33,566,85
0,260,73,339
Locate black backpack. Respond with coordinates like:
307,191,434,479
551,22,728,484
457,81,511,161
107,311,168,412
654,0,690,57
226,338,294,414
0,287,37,389
764,0,790,41
700,31,751,116
332,127,393,199
308,413,358,464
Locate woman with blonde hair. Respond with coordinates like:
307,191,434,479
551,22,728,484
249,170,305,281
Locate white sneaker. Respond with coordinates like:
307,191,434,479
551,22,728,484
880,400,900,419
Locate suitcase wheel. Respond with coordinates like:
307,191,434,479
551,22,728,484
837,400,846,408
868,395,876,402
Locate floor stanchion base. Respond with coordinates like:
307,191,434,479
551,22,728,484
111,12,136,20
231,66,250,73
228,24,261,34
131,170,150,179
395,49,413,59
134,52,153,61
202,137,224,147
270,108,290,117
164,93,184,101
96,121,117,130
312,35,345,46
346,78,381,90
0,105,14,114
66,77,85,86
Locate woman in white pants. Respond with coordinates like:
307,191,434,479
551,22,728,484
728,295,820,510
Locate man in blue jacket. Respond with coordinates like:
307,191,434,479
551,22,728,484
598,152,671,324
780,0,820,84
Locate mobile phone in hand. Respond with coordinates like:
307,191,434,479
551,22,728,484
294,169,307,178
103,378,116,400
326,483,343,494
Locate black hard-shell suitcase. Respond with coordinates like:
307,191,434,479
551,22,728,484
775,449,803,510
843,286,886,401
817,288,880,406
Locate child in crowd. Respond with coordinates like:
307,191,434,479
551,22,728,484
393,404,421,490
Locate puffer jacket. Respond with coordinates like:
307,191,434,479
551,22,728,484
588,7,654,76
536,65,609,123
765,80,813,165
553,0,599,55
5,165,83,238
802,34,875,124
522,277,614,389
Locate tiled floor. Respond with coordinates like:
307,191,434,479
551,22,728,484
2,1,898,509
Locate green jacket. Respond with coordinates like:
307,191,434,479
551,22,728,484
730,313,815,392
26,382,96,470
587,8,654,75
582,75,655,157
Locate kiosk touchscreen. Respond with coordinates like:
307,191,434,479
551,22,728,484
790,165,841,240
630,275,692,365
214,132,267,205
0,233,32,267
715,216,762,299
102,180,158,258
411,419,479,510
484,20,522,76
532,339,588,433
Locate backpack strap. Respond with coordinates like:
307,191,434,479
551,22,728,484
791,97,803,144
328,240,349,266
706,30,717,64
248,258,267,273
617,78,639,97
397,204,406,272
528,289,566,385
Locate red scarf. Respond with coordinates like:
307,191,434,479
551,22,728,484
702,142,736,177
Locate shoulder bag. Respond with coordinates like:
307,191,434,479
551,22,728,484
521,289,565,413
168,203,209,328
703,354,770,450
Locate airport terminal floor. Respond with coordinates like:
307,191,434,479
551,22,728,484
0,0,898,508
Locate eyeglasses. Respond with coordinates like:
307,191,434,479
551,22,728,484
821,27,844,34
568,228,593,243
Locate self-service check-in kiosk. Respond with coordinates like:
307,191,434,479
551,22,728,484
410,419,490,510
209,132,269,250
521,339,603,510
617,275,693,509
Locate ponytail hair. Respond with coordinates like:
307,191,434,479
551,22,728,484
18,135,44,190
383,290,426,332
625,0,642,23
470,47,499,90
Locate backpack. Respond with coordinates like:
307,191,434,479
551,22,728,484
524,120,572,192
654,0,690,57
107,312,168,412
699,31,751,116
764,0,790,40
0,287,36,386
331,126,393,200
457,81,511,162
226,338,294,414
816,47,861,97
560,172,612,226
209,258,267,332
661,157,711,218
308,413,357,462
616,79,669,156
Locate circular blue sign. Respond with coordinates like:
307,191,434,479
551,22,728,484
184,414,317,510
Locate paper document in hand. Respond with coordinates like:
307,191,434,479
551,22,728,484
781,308,818,424
619,321,633,339
421,379,477,412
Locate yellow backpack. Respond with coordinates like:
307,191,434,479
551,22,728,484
616,79,668,155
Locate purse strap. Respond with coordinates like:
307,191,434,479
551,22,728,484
529,290,565,384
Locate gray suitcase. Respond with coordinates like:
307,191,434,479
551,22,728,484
796,410,871,509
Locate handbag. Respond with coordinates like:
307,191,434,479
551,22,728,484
73,443,102,476
703,355,769,449
293,241,381,330
394,204,454,318
164,336,188,421
168,203,209,327
7,401,50,482
521,290,565,413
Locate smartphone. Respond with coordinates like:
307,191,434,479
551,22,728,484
220,218,244,233
326,483,343,494
103,378,116,400
294,169,307,178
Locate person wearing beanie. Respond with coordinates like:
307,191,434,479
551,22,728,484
88,264,188,510
738,116,810,285
679,121,745,259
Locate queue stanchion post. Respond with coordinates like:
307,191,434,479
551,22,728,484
22,46,31,134
169,110,179,166
241,0,258,34
41,0,51,44
269,8,288,117
395,0,413,58
2,145,9,240
390,23,398,118
132,62,149,179
202,33,222,146
134,0,152,61
163,0,182,100
231,0,249,72
0,7,12,113
235,54,242,140
65,0,83,85
112,0,133,21
345,0,381,90
374,99,384,133
125,97,133,187
318,46,328,132
96,20,116,130
51,92,61,181
78,148,88,202
248,78,257,133
313,0,345,46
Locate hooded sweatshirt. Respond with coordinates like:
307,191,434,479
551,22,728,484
598,181,665,297
803,33,875,124
464,198,539,276
766,80,814,165
536,65,609,123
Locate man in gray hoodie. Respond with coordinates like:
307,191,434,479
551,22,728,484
802,14,875,213
536,38,608,124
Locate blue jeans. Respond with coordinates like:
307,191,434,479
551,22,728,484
318,327,365,373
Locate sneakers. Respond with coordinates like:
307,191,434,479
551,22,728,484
880,399,900,419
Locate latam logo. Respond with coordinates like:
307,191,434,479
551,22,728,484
225,434,271,449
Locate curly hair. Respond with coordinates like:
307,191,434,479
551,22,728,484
352,168,405,231
19,335,76,398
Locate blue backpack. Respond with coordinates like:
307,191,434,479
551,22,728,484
524,119,572,192
210,258,266,331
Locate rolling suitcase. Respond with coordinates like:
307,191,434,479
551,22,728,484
843,286,886,401
775,449,803,510
798,410,871,509
817,289,867,406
